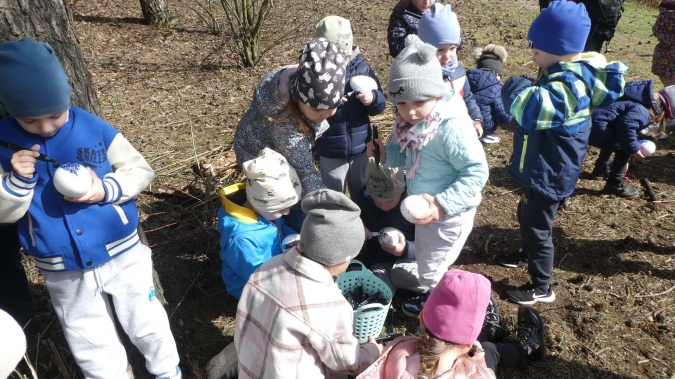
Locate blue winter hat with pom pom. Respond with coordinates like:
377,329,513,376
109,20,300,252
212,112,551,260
0,38,71,118
387,34,446,102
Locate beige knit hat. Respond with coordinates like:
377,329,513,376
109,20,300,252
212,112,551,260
243,148,302,213
365,157,405,199
315,16,353,55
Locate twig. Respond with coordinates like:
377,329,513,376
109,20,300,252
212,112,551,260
48,339,71,379
652,200,675,203
500,187,522,195
169,264,204,320
484,233,493,257
640,177,659,211
635,284,675,298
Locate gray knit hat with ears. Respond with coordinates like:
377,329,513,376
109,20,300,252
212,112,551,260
299,189,364,266
387,34,447,102
291,38,347,110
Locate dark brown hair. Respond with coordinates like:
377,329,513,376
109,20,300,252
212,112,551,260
270,96,312,135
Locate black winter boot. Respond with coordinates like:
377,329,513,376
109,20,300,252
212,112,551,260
603,178,638,199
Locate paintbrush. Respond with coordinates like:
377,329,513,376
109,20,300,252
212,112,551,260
0,139,59,167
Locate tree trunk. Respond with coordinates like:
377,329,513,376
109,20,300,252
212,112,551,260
0,2,167,377
139,0,177,26
0,0,101,116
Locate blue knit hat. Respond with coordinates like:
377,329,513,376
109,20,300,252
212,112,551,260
418,3,460,47
528,0,591,56
0,38,71,118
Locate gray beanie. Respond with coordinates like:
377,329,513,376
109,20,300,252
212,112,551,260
299,189,364,266
387,35,447,102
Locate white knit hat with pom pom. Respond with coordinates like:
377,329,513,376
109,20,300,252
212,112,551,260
387,34,447,102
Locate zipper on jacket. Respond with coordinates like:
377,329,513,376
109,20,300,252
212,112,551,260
112,204,129,225
519,135,528,173
27,214,36,247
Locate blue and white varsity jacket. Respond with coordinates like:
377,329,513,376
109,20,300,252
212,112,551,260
0,106,154,271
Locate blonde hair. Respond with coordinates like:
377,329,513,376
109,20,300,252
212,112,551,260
650,93,669,138
270,96,312,135
416,321,467,378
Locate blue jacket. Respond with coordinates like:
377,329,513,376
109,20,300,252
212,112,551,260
353,188,415,267
466,68,513,132
0,107,153,271
383,91,489,216
387,3,423,58
444,64,483,122
502,53,627,201
590,80,654,154
217,183,297,299
315,47,386,159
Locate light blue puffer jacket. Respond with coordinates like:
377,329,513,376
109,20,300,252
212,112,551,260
383,92,489,216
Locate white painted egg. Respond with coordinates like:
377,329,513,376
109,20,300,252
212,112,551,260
378,227,401,246
282,233,300,250
638,140,656,156
53,163,92,198
350,75,378,93
400,195,429,223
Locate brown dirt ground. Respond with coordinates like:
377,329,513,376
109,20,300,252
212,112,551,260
13,0,675,378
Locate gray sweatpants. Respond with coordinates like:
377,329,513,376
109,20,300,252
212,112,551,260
43,244,180,379
319,154,369,195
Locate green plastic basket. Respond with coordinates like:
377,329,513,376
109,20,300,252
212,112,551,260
336,265,393,344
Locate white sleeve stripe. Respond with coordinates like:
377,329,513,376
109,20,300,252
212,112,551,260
4,172,36,196
103,178,121,203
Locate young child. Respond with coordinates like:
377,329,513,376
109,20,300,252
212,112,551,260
234,38,347,231
368,35,489,317
0,38,181,378
589,81,673,198
356,270,546,379
353,158,422,294
217,148,301,299
467,44,514,144
418,3,484,137
314,16,387,195
495,0,627,305
387,0,436,58
235,189,382,378
653,1,675,87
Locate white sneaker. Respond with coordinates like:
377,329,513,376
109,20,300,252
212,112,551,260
641,124,669,139
480,133,501,144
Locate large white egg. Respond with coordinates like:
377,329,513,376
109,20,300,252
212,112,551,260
53,163,92,198
638,140,656,156
400,195,429,223
282,233,300,250
350,75,378,94
378,227,401,246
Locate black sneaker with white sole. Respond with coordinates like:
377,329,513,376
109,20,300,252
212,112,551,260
504,306,547,364
402,293,429,318
477,296,509,342
495,249,528,268
507,283,555,305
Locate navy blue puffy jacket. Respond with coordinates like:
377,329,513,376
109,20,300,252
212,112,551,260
466,68,513,133
444,64,483,122
590,80,654,154
315,49,386,159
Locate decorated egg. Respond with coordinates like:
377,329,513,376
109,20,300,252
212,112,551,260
282,233,300,250
400,195,430,223
638,140,656,156
350,75,378,94
378,227,401,246
53,163,92,198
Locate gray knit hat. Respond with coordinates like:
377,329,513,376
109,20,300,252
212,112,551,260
387,35,447,102
299,189,364,266
291,38,347,110
365,157,405,199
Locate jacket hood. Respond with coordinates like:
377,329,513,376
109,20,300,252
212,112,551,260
619,80,655,109
217,183,271,235
466,68,500,93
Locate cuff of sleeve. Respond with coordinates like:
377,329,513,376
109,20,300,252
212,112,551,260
102,176,122,203
3,171,38,197
405,241,415,259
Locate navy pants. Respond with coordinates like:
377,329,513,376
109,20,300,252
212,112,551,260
482,341,525,371
0,223,36,326
596,144,630,181
518,189,560,290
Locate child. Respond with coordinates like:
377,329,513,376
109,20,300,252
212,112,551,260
590,81,674,198
653,1,675,87
467,44,514,144
353,158,423,294
234,38,347,231
368,35,489,317
235,189,382,378
0,39,181,378
314,16,387,194
387,0,436,58
356,270,546,379
418,3,484,137
217,148,301,299
495,0,627,305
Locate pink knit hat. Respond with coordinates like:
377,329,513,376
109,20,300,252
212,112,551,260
422,270,491,344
